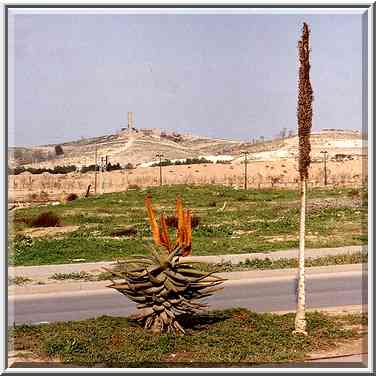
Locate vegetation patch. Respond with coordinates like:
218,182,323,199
10,309,365,367
10,186,367,266
30,212,61,228
41,252,366,283
198,252,367,273
8,276,32,286
66,193,78,202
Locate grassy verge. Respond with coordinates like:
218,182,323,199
9,185,367,266
201,252,368,273
10,309,366,367
49,271,111,282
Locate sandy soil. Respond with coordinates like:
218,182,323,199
8,158,367,203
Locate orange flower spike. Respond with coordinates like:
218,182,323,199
186,209,192,248
145,193,162,247
175,194,185,248
181,209,192,256
160,212,172,252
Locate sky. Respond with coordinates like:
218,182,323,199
8,9,364,147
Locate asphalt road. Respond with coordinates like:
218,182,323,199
8,266,367,325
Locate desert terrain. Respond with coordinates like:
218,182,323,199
8,128,367,203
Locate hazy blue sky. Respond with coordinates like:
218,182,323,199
8,10,364,147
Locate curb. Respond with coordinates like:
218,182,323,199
9,263,365,297
9,245,366,280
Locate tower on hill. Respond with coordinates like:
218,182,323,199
128,112,133,130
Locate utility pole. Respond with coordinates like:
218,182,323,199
241,151,249,190
320,150,328,186
101,156,105,194
155,153,164,186
94,144,98,195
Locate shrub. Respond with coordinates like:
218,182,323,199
165,214,200,228
347,189,360,199
9,165,77,175
66,193,78,202
208,201,217,207
106,162,122,172
30,211,61,227
151,157,213,167
81,164,97,173
110,226,137,237
55,145,64,156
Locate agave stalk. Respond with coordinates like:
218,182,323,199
105,194,225,334
294,22,313,335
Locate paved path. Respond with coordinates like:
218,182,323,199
9,245,366,279
306,353,368,366
9,264,367,325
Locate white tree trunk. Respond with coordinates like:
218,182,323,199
294,178,307,335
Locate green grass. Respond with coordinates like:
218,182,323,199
41,253,367,283
49,271,112,282
201,252,367,273
49,272,94,281
9,185,367,266
10,309,366,367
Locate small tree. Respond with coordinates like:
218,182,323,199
55,145,64,156
294,22,313,336
280,127,287,139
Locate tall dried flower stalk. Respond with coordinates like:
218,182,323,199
294,22,313,335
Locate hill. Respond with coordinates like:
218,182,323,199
9,128,366,169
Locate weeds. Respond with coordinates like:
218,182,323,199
42,252,367,283
197,252,367,273
8,276,32,286
66,193,78,202
165,214,200,229
50,272,92,281
10,186,367,266
11,309,365,366
30,212,61,227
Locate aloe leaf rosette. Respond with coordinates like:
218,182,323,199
104,194,226,334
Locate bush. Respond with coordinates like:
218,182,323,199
110,226,137,237
39,191,50,201
347,189,360,198
215,160,232,164
55,145,64,156
81,164,97,173
30,211,61,227
165,215,200,228
208,201,217,207
151,157,213,167
165,215,178,228
106,162,122,172
66,193,78,202
8,165,77,175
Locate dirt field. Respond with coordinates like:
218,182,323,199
9,157,367,203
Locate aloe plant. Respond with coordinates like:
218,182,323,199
105,194,225,334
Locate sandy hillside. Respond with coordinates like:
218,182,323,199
8,128,367,202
